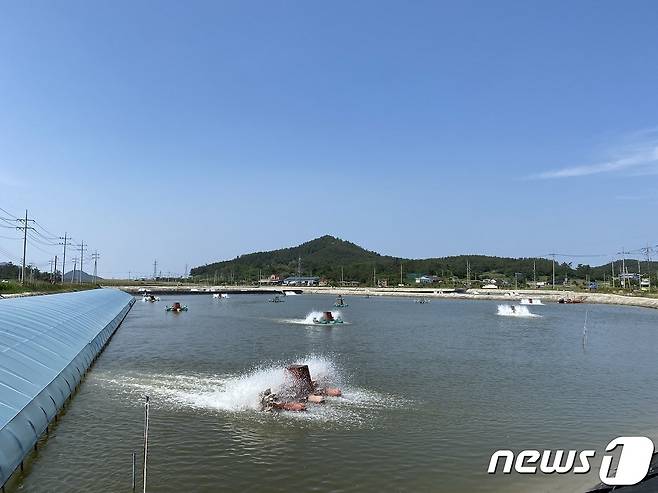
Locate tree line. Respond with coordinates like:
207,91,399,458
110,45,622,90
190,236,657,285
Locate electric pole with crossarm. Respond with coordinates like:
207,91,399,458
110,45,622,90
91,251,100,282
16,210,35,284
59,232,72,283
76,241,86,283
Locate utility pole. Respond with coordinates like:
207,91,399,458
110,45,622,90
643,244,652,291
16,210,35,284
54,255,58,283
153,260,158,280
143,395,150,493
373,265,376,287
76,241,86,283
91,251,100,282
619,249,628,289
71,257,78,283
533,259,536,286
400,262,404,286
466,259,471,286
59,233,71,283
297,256,302,281
550,253,556,289
611,260,615,288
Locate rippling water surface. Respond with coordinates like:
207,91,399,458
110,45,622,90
10,294,658,492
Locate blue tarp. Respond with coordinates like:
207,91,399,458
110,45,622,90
0,289,134,486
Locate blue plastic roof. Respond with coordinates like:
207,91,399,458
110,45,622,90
0,288,134,486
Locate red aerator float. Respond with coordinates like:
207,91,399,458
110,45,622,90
259,364,343,412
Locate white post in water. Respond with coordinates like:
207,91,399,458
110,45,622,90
143,396,150,493
582,310,589,349
132,451,136,492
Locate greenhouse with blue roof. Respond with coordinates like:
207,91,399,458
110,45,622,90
0,289,134,488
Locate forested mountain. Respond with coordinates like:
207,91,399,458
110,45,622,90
191,236,653,285
62,270,101,283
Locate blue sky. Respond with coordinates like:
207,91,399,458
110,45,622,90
1,1,658,277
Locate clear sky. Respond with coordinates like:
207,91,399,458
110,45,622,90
1,1,658,278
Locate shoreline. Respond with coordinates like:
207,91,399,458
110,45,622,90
115,285,658,310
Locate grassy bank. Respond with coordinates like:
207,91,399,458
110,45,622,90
0,281,97,296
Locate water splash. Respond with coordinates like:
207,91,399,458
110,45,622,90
496,304,540,318
92,355,400,424
285,310,345,325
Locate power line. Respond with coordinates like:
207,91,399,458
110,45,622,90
0,245,22,264
32,220,59,240
0,207,18,219
538,252,609,259
26,238,57,256
27,230,59,247
29,229,59,244
1,206,99,285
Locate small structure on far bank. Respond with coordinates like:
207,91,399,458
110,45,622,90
282,276,320,286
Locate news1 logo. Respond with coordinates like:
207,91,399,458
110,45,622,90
488,436,654,486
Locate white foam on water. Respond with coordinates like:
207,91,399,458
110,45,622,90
283,291,298,296
284,310,345,325
496,304,540,318
93,355,400,424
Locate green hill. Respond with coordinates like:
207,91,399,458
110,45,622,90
191,235,652,285
192,236,386,283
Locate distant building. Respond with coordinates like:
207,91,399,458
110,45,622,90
415,275,439,284
377,279,388,287
340,280,360,287
282,276,320,286
259,274,282,285
619,272,640,281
